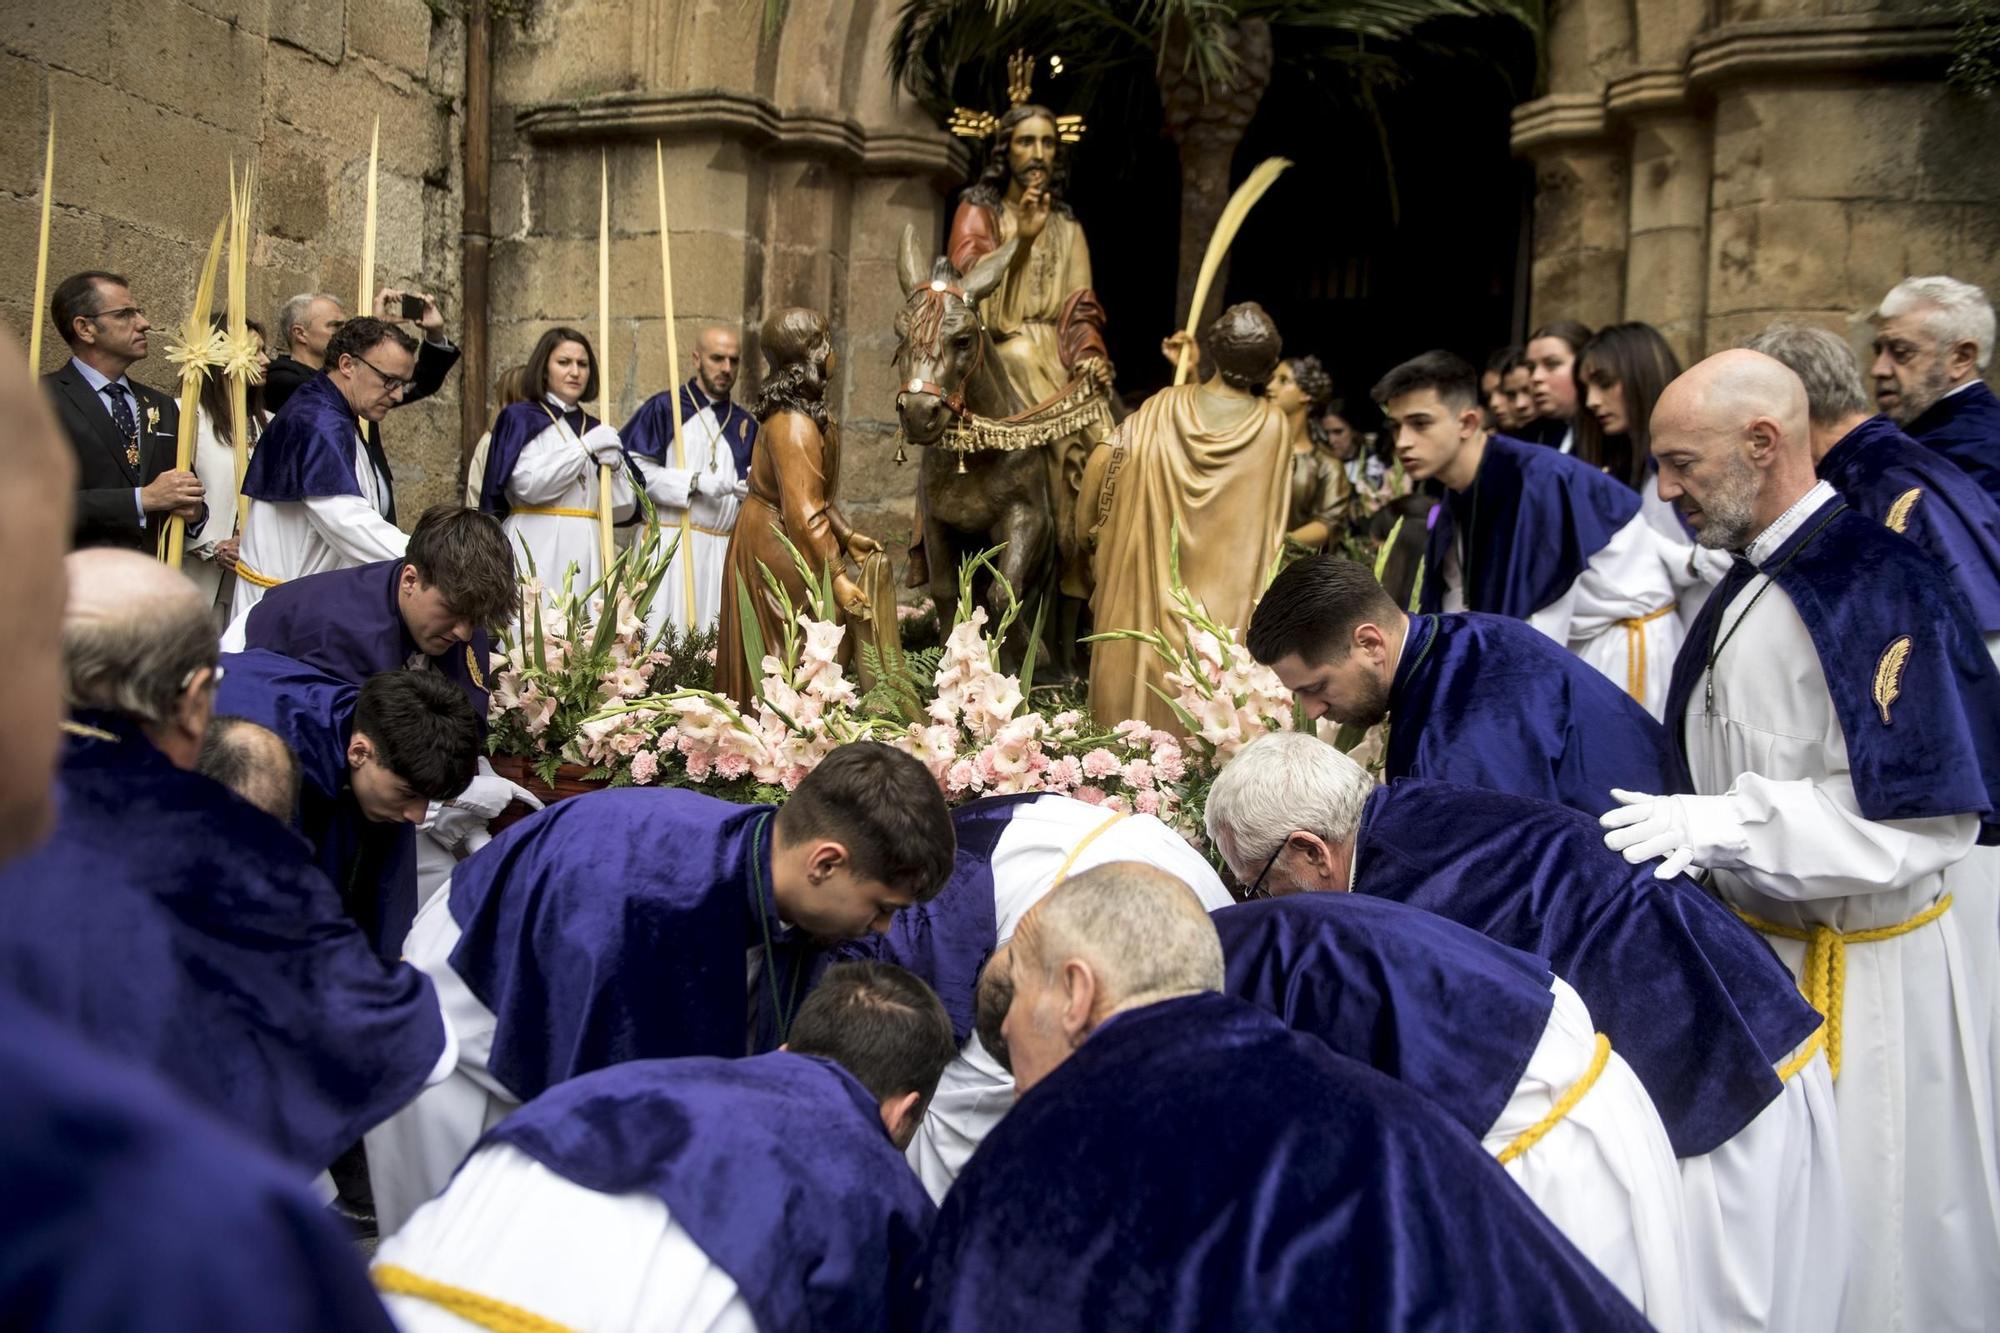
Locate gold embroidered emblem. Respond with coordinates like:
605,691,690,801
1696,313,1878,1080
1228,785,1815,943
1873,635,1912,725
1884,487,1923,534
465,645,486,691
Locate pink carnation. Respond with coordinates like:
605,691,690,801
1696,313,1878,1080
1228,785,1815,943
1132,788,1161,816
1043,754,1083,790
1074,785,1107,806
1080,748,1119,780
1151,743,1187,782
1121,758,1155,789
714,751,750,779
945,759,981,794
629,750,659,785
683,749,714,781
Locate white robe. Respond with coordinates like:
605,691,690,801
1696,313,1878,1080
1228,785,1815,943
1682,479,2000,1333
184,406,250,612
1640,482,1732,632
230,430,406,619
635,405,742,638
374,1143,755,1333
500,402,637,607
1443,509,1684,720
906,796,1238,1201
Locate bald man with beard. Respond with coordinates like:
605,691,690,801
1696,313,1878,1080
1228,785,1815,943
1601,349,2000,1332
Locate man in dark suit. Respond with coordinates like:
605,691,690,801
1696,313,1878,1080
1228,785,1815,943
43,271,204,552
266,289,460,525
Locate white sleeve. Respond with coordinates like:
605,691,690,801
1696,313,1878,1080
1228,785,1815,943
632,453,696,511
1684,770,1979,902
188,409,235,556
218,607,250,653
505,429,589,506
1526,583,1576,644
302,494,410,564
1567,514,1679,631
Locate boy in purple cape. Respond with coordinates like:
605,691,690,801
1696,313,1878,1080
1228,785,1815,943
1248,554,1672,818
368,740,957,1234
375,961,950,1332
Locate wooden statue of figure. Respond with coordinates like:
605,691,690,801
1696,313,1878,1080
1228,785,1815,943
716,308,880,706
1079,303,1291,732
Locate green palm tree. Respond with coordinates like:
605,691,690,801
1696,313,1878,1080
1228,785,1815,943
884,0,1543,323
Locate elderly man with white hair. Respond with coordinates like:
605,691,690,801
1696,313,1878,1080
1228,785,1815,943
1605,347,2000,1332
907,860,1652,1332
1206,730,1841,1333
1871,275,2000,501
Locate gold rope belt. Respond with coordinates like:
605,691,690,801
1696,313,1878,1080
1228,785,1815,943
233,561,281,589
1498,1032,1611,1165
1618,603,1675,703
511,505,598,520
692,521,733,538
1732,895,1952,1079
373,1264,577,1333
1051,810,1131,887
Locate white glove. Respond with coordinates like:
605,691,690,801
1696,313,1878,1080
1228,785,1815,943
1598,788,1697,880
690,470,727,498
730,479,749,500
581,423,626,468
445,772,544,822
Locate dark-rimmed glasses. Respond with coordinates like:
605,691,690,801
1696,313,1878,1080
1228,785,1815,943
1239,835,1291,902
349,352,412,395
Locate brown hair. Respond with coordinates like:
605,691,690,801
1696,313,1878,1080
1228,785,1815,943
753,307,831,428
1574,322,1682,490
524,327,599,405
405,504,517,629
1208,302,1282,394
197,315,269,446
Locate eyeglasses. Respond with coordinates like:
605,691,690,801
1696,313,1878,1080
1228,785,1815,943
349,352,412,395
1240,835,1291,902
92,306,146,322
179,663,225,692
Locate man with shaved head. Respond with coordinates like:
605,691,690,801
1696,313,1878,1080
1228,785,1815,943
1605,348,2000,1331
906,861,1652,1331
623,325,758,635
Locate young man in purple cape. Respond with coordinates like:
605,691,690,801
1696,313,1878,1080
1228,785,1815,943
367,740,957,1235
1385,350,1684,719
907,862,1651,1333
374,961,949,1332
1211,893,1689,1326
216,648,482,958
1207,731,1842,1333
1871,275,2000,501
0,552,452,1174
233,316,421,619
1247,554,1672,818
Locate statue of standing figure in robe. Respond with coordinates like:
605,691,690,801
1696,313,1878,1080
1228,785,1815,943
716,308,880,707
1079,303,1291,733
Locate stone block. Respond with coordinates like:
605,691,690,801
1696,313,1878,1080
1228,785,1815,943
259,137,333,243
1529,146,1627,257
110,0,265,136
1707,199,1850,315
46,71,239,241
181,0,267,32
1916,92,2000,204
491,0,638,105
1623,227,1706,338
269,0,345,64
348,0,433,79
1709,91,1769,212
265,42,445,176
525,139,755,240
491,229,752,328
6,6,110,79
1626,116,1710,235
0,56,46,197
1845,201,1956,308
1530,248,1625,330
490,158,527,238
1704,307,1850,355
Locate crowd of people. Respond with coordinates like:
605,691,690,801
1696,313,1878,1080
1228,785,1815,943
5,234,2000,1333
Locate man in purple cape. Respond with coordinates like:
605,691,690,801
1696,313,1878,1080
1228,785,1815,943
908,862,1650,1332
374,961,950,1331
0,552,451,1173
1871,275,2000,501
1248,554,1672,818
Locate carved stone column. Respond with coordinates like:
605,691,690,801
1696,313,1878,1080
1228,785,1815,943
1512,94,1628,331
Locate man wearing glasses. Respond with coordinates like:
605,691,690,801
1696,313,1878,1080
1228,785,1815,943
232,316,420,618
42,270,207,552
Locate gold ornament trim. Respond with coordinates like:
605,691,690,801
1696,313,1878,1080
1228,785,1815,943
1884,487,1923,534
934,378,1113,462
1873,634,1912,725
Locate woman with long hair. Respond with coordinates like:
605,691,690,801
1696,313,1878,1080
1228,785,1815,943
186,316,271,611
474,327,635,601
1268,356,1351,551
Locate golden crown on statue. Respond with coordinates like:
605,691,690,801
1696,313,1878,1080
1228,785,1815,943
947,50,1087,143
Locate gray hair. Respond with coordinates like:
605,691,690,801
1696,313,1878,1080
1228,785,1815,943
1876,276,1996,371
274,292,340,351
1745,323,1871,428
63,551,217,729
1019,861,1225,1012
1204,731,1374,868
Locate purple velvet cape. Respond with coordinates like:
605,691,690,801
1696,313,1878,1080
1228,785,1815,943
1417,432,1640,618
622,380,760,476
1387,611,1673,817
482,1052,933,1332
446,788,812,1102
902,992,1649,1332
0,714,445,1171
240,557,492,734
476,399,615,521
1215,893,1552,1140
1353,779,1824,1157
1664,494,2000,844
215,649,419,957
0,992,395,1332
1907,379,2000,504
1817,415,2000,634
239,372,369,503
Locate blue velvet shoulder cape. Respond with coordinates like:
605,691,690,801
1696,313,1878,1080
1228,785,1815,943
902,991,1648,1332
0,991,396,1333
0,714,444,1172
1354,779,1823,1156
1417,432,1640,618
484,1052,932,1333
1388,612,1672,817
447,788,808,1102
1907,379,2000,503
1215,893,1551,1140
239,372,365,503
1816,415,2000,633
623,381,760,476
1664,494,2000,843
242,557,492,732
476,399,603,521
215,649,419,957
